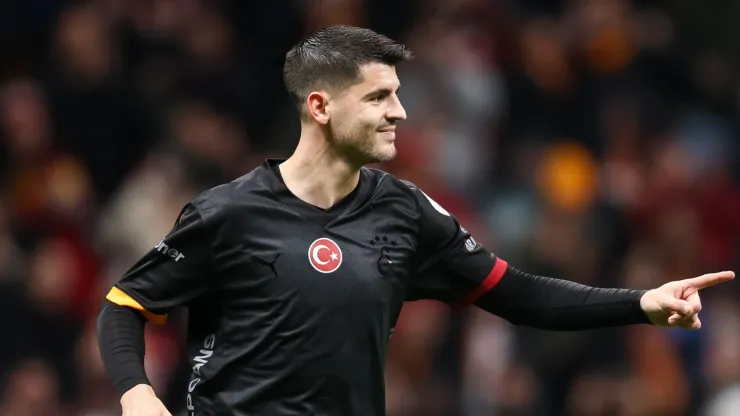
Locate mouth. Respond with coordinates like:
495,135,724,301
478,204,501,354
377,129,396,140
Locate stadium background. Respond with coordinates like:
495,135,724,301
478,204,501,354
1,0,739,415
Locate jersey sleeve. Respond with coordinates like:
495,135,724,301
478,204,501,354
406,184,508,307
104,201,214,324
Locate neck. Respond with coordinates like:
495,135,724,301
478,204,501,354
279,126,361,210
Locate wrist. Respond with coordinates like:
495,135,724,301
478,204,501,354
116,374,151,399
636,289,653,324
121,383,154,404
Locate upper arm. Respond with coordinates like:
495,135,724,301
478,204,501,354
105,200,216,324
405,184,507,306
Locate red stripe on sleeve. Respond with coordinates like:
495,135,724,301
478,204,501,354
453,258,508,309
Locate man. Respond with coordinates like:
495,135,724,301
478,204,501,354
97,25,734,416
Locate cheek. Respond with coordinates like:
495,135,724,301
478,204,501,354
331,106,379,137
342,116,374,134
358,110,382,130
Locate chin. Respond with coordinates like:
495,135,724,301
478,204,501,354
370,146,397,164
349,137,397,165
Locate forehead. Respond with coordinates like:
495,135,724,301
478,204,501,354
347,63,399,94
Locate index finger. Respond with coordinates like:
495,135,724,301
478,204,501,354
685,271,735,290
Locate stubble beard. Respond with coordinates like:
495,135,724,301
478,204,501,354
330,121,397,166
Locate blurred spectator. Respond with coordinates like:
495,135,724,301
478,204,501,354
0,359,62,416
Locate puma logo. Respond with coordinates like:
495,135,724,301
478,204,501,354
252,254,281,277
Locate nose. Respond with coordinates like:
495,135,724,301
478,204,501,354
386,94,407,122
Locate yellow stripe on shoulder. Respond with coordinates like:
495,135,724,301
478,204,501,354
106,286,168,325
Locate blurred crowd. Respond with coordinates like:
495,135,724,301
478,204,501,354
0,0,739,415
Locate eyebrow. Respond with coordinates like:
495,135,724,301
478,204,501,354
362,85,401,100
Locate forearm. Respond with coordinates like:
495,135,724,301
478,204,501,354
475,265,651,330
97,300,150,397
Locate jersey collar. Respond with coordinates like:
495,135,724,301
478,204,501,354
261,158,372,227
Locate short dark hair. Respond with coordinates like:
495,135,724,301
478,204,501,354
283,25,413,115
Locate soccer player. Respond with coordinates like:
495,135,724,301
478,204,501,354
97,25,734,416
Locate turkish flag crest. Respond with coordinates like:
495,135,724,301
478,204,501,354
308,238,343,273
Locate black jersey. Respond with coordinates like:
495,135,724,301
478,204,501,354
105,159,506,416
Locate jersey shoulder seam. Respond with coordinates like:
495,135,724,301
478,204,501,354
366,168,423,222
366,168,390,202
184,192,220,281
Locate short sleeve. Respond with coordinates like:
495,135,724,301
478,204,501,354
105,201,214,324
405,183,507,307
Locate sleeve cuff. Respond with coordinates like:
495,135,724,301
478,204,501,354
453,258,508,309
